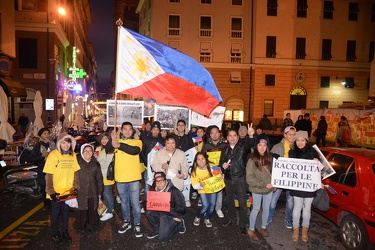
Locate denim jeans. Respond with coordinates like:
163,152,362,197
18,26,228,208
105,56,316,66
249,192,272,230
51,200,70,234
117,181,141,225
103,185,114,214
268,189,293,223
292,196,314,228
215,190,223,211
197,193,217,219
146,211,183,242
225,176,247,228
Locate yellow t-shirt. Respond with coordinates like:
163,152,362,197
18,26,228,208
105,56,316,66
114,138,143,182
43,150,80,198
191,167,212,194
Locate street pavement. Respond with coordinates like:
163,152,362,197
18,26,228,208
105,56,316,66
1,190,345,250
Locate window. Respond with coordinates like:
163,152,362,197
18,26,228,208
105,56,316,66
323,1,334,19
372,4,375,22
19,38,37,68
297,0,308,18
327,153,356,187
264,100,274,116
267,0,278,16
344,77,355,88
320,76,330,88
168,15,180,36
200,16,212,37
319,101,329,109
168,41,180,50
265,74,275,86
369,41,375,62
201,0,212,4
169,0,180,2
348,2,359,21
230,43,242,63
200,42,211,63
232,0,242,6
231,18,242,38
346,40,356,61
19,0,37,11
266,36,276,58
322,39,332,60
296,37,306,59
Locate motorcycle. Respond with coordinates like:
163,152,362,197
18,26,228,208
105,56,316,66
0,139,42,200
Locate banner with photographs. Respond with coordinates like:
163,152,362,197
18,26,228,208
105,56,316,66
106,100,144,128
155,105,190,129
143,98,156,117
191,106,225,128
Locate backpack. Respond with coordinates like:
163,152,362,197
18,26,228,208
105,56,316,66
342,128,351,143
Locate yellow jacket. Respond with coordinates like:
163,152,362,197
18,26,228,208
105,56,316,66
115,138,143,182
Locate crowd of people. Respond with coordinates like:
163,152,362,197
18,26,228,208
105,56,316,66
24,113,341,245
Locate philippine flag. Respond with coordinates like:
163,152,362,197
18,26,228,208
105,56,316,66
116,27,222,117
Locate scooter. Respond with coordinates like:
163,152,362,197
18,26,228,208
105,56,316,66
0,139,42,200
0,160,42,200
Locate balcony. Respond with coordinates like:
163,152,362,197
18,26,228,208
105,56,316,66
230,30,242,39
199,29,212,37
167,28,180,36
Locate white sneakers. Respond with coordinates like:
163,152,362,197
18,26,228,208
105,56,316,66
216,210,224,218
100,212,113,221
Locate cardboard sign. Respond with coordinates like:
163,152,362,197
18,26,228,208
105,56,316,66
271,157,321,192
203,175,225,194
146,191,171,212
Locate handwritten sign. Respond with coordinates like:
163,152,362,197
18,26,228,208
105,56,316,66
271,157,321,192
146,191,171,212
203,175,225,194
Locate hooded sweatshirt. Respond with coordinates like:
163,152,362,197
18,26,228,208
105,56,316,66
43,134,80,199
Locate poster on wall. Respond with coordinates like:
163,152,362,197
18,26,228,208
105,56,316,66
155,105,190,129
106,100,144,128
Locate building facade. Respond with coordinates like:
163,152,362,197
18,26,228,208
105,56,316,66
0,0,97,126
136,0,375,127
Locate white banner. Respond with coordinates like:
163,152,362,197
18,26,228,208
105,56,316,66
190,106,225,128
271,157,321,192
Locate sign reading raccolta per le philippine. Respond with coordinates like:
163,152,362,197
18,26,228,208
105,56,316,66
271,157,321,192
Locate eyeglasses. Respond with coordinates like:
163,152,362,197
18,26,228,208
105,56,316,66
83,150,93,153
155,179,166,183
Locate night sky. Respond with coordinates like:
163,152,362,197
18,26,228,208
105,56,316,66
88,0,114,84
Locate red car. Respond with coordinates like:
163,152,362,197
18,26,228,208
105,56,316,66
316,148,375,250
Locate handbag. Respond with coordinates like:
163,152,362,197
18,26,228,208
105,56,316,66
106,154,115,181
312,129,318,137
312,188,329,211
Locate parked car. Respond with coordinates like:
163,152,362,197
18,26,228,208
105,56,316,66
315,147,375,250
221,120,245,138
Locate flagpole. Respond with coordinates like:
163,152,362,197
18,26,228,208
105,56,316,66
114,19,123,131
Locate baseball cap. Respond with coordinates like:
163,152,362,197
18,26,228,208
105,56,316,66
238,125,247,132
284,126,296,134
153,172,166,180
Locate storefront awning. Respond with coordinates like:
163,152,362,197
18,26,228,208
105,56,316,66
0,79,26,97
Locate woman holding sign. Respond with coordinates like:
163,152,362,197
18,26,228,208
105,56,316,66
288,130,320,243
246,136,274,241
191,152,223,228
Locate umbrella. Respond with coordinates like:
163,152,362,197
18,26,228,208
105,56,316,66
33,91,44,135
74,97,85,128
64,95,73,127
0,87,16,142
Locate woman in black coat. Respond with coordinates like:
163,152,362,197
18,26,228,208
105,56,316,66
75,143,104,233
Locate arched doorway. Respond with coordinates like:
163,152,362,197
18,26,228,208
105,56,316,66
290,86,307,109
224,96,245,121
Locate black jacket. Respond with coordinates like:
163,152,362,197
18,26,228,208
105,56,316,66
141,134,165,165
219,138,253,180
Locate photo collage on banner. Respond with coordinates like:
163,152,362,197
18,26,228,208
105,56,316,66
106,100,144,128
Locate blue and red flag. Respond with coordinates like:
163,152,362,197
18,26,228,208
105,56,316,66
116,27,222,116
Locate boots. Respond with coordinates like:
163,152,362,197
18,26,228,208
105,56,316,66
259,228,268,237
247,229,259,241
302,226,309,243
292,227,299,242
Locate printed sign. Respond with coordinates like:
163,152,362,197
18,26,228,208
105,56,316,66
271,157,321,192
203,175,225,194
191,106,225,128
146,191,171,212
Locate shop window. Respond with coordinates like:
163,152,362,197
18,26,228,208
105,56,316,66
264,100,274,116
